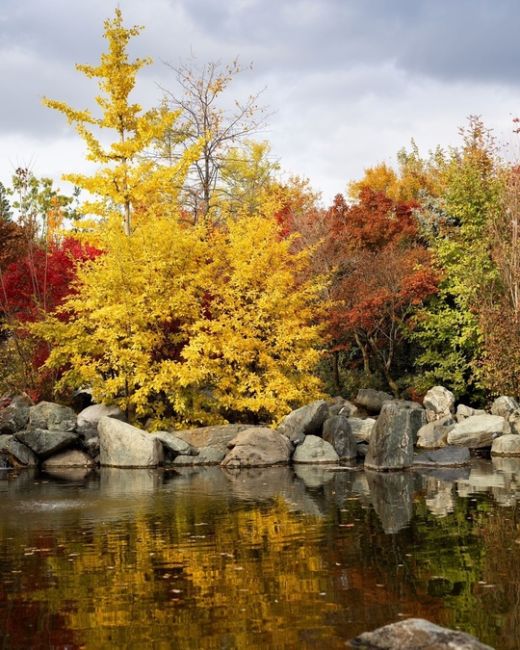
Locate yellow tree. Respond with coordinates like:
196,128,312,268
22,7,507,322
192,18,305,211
44,8,197,235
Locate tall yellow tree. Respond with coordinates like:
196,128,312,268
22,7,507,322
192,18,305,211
44,8,197,235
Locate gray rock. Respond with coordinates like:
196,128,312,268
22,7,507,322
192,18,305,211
491,395,519,418
337,400,361,418
153,431,195,457
456,404,486,422
173,445,228,466
277,400,329,444
491,434,520,456
447,414,507,448
509,409,520,435
292,434,339,464
326,397,346,417
0,434,38,466
350,617,493,649
28,401,76,433
423,385,455,421
0,395,32,434
76,404,125,439
414,446,471,467
175,424,251,449
416,415,456,449
84,436,100,458
321,416,357,459
345,417,376,443
98,417,163,467
365,401,425,470
221,427,291,467
42,449,96,468
0,453,13,469
15,429,78,459
354,388,393,414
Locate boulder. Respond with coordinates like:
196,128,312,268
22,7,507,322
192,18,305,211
84,436,100,458
509,409,520,435
0,395,32,434
175,424,250,449
76,404,125,439
0,434,38,466
292,435,339,464
321,416,357,459
277,400,329,444
423,385,455,422
350,618,493,650
416,415,456,449
491,434,520,456
42,449,96,468
15,429,78,459
491,395,519,418
221,427,291,467
413,446,471,467
456,403,486,422
173,445,228,466
354,388,393,414
365,401,425,470
345,417,376,443
28,401,76,433
153,431,196,457
337,400,361,418
447,414,507,448
98,417,163,468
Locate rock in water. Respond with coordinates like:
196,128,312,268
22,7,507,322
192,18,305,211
491,434,520,456
321,416,357,459
221,428,291,467
365,471,414,534
98,417,163,467
292,435,339,464
42,449,95,468
365,401,424,470
0,435,38,466
354,389,393,414
277,400,329,445
350,617,493,649
413,446,470,467
416,415,456,449
447,414,507,448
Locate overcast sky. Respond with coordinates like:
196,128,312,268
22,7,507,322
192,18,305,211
1,0,520,204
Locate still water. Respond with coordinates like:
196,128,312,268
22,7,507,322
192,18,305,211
0,460,519,649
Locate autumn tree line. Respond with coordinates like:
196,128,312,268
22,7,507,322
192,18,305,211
0,10,517,428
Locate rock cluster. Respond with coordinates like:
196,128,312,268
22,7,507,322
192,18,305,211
1,384,519,472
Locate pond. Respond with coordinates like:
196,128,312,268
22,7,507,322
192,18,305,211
0,459,519,649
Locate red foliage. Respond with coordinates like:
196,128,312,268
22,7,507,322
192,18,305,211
0,237,101,323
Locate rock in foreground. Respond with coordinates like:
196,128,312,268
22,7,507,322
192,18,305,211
350,617,493,649
292,435,339,464
98,417,163,467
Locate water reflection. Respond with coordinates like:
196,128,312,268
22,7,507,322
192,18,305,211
0,461,519,648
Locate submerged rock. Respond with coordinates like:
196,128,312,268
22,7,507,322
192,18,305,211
98,417,163,467
350,617,493,649
221,427,291,467
292,434,339,464
414,446,470,467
